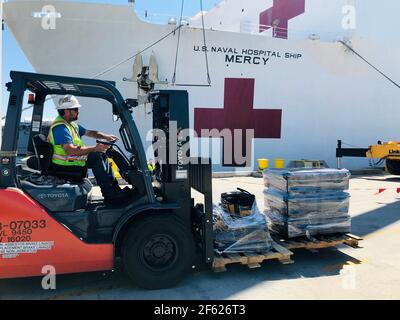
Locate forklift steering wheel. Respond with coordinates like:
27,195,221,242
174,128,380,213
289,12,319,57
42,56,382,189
96,139,116,147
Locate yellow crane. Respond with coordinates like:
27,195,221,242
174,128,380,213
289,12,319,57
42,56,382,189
336,140,400,175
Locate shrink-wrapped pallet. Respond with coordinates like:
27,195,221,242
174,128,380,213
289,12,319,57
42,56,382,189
213,203,273,254
264,188,350,218
266,206,351,238
263,168,351,238
263,168,350,193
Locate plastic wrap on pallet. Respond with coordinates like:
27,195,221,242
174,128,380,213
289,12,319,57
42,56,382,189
264,187,350,218
266,209,351,238
263,168,352,238
263,168,350,192
213,203,273,254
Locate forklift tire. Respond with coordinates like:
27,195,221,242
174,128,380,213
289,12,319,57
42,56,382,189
385,159,400,175
121,215,195,289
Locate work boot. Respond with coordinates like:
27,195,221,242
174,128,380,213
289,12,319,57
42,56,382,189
112,180,122,192
112,180,135,195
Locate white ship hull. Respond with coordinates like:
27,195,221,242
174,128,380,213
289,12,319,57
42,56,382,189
3,0,400,171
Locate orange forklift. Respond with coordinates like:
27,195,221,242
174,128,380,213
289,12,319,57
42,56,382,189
0,71,213,289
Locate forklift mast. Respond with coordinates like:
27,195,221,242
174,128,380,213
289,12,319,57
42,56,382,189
151,91,191,224
151,91,214,263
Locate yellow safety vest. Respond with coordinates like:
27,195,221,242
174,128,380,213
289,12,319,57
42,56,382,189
48,116,87,167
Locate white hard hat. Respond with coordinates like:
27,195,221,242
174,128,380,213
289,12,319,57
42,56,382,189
57,95,82,110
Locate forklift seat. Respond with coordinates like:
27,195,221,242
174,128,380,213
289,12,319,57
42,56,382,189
28,134,87,182
21,134,93,212
27,134,53,171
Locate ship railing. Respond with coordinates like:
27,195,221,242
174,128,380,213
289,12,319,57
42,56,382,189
192,20,348,41
135,9,192,25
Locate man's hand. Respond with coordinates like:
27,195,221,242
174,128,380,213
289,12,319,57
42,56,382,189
85,130,119,142
94,143,110,153
104,134,119,142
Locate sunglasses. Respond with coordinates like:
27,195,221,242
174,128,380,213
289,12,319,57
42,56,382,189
69,108,79,112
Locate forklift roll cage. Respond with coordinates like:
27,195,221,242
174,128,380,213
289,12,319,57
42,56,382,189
1,71,154,202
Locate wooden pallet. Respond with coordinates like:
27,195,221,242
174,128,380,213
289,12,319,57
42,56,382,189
212,242,294,272
274,233,363,250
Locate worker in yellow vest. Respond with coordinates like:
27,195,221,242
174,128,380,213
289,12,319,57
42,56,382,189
147,158,156,173
48,95,132,205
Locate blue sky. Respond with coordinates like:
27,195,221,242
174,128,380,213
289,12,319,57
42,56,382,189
2,0,216,119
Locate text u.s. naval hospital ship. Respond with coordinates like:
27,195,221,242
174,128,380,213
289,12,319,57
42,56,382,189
2,0,400,171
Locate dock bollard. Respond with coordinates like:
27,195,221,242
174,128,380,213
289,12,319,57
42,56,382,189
257,159,269,172
274,159,285,169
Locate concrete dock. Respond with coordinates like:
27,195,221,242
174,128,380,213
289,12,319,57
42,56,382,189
1,174,400,300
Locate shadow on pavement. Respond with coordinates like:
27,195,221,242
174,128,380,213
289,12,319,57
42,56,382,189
358,176,400,183
351,201,400,237
0,248,363,300
179,248,363,300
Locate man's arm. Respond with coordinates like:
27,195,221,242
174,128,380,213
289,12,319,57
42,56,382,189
85,130,119,142
62,143,109,156
52,124,110,155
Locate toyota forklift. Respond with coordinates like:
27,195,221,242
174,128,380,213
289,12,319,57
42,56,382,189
0,71,213,289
